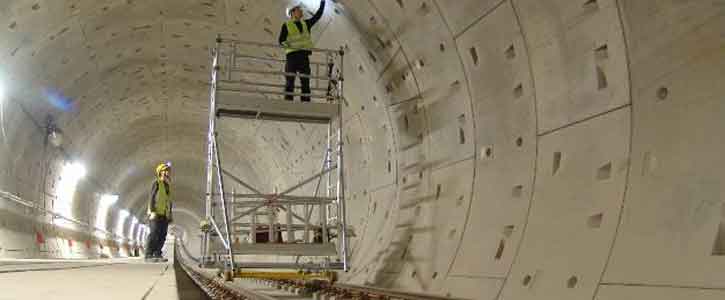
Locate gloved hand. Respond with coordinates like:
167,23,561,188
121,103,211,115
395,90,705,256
148,212,157,220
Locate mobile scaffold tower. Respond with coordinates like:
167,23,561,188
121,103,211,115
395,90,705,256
200,35,349,276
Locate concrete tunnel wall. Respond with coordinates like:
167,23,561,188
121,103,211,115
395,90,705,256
0,0,724,299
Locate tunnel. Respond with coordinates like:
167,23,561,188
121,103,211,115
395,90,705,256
0,0,724,299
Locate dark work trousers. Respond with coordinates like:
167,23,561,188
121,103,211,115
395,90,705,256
284,51,312,102
145,215,169,258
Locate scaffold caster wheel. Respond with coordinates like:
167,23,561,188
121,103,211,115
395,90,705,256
223,270,233,282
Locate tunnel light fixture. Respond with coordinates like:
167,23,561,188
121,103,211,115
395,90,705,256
116,209,130,242
54,161,87,228
95,194,118,238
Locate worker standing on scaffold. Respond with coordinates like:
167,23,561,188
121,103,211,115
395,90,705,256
278,0,326,102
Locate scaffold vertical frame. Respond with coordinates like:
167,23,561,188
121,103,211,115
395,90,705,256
202,34,349,273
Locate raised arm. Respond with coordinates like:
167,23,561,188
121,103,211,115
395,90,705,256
306,0,326,27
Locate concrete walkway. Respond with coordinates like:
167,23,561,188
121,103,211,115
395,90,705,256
0,258,179,300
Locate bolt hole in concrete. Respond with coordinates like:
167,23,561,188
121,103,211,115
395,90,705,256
505,44,516,59
588,213,604,228
439,43,446,52
504,225,515,237
368,51,377,63
436,184,442,199
512,185,523,198
495,239,505,259
595,44,609,60
657,87,669,101
583,0,599,10
596,66,608,90
597,162,612,180
567,276,579,288
516,137,523,147
432,271,438,279
522,274,532,286
396,0,404,8
456,195,464,206
514,84,524,98
483,146,494,159
470,47,479,65
459,127,465,144
552,152,562,175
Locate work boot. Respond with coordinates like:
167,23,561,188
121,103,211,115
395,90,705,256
155,256,169,263
144,257,159,263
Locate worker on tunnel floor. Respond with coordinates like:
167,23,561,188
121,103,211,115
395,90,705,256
278,0,326,102
145,162,173,263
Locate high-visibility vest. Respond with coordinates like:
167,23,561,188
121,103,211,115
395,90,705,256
153,180,171,216
284,20,314,54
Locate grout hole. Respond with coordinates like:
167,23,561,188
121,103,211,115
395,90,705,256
596,66,608,90
597,162,612,180
587,213,604,228
387,161,392,173
411,270,417,278
567,276,578,288
516,137,523,147
494,239,506,260
552,152,562,175
512,185,523,198
396,0,404,8
459,128,465,144
505,44,516,59
469,47,479,65
436,184,442,199
439,43,446,52
432,272,438,279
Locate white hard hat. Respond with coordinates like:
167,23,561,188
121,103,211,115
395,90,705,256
287,3,303,17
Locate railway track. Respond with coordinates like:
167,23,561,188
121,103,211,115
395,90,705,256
175,243,466,300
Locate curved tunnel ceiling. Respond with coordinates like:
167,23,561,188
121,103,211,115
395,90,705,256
1,0,725,299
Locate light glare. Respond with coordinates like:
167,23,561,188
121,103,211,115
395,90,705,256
95,194,119,238
55,162,87,227
116,209,130,241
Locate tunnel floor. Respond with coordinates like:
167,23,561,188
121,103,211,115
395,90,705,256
0,258,187,299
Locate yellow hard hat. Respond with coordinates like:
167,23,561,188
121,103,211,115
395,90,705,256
155,162,171,177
